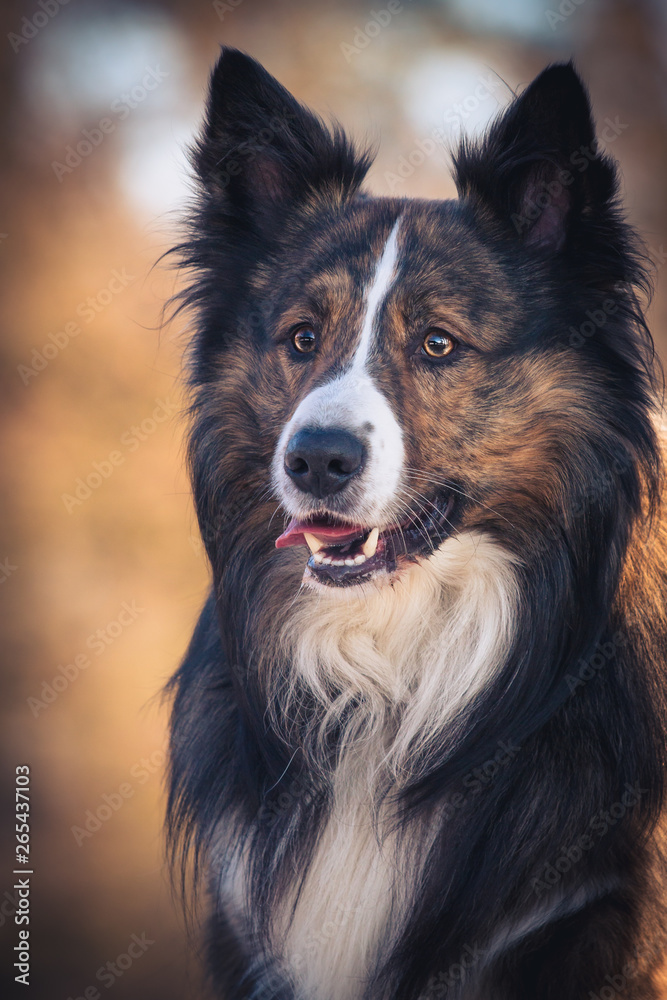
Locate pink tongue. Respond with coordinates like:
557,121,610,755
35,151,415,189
275,519,366,549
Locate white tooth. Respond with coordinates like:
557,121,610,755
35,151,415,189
321,556,332,565
344,558,355,566
361,527,379,559
354,554,366,564
312,552,324,564
332,559,345,566
303,532,323,554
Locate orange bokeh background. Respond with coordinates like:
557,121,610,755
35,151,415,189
0,0,665,996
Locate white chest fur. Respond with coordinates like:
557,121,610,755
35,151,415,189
221,532,519,1000
277,760,438,1000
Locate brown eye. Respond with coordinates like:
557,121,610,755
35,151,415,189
422,329,457,359
292,326,317,354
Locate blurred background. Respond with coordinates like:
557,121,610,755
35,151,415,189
0,0,665,997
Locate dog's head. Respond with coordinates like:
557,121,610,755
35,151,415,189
181,49,656,594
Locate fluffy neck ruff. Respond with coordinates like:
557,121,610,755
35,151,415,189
235,531,520,999
269,530,519,785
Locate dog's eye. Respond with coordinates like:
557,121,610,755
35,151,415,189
291,326,317,354
421,330,457,359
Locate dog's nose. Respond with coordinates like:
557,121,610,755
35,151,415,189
284,428,364,498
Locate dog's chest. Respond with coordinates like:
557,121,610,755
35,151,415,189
275,771,434,1000
220,534,518,997
219,768,436,1000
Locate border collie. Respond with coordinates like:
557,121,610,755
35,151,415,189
166,49,667,999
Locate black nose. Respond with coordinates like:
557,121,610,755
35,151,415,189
284,428,364,498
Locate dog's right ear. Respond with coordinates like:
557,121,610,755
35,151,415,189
194,48,371,234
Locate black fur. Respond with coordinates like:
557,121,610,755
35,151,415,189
166,50,667,999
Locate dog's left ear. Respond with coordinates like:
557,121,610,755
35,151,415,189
194,48,371,235
453,63,617,253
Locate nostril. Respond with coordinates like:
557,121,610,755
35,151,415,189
328,458,347,476
286,455,309,475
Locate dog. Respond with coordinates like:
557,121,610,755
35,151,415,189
166,49,667,999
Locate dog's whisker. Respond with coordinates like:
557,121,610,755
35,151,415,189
394,486,454,551
402,469,515,528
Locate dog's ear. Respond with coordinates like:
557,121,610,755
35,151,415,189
453,63,617,252
194,48,371,233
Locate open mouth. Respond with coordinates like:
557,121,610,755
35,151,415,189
275,495,455,587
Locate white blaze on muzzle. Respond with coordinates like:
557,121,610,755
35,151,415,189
273,218,405,525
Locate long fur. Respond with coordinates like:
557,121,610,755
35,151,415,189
166,50,667,1000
